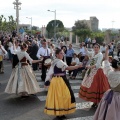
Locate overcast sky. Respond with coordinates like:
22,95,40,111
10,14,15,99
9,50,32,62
0,0,120,29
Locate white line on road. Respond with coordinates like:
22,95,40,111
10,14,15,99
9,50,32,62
66,116,93,120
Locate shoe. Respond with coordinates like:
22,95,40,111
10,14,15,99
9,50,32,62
30,94,37,97
72,77,76,79
0,71,4,74
91,103,98,108
61,115,67,119
53,116,62,120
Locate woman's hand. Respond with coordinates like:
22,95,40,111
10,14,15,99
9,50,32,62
78,63,83,68
86,65,95,69
86,65,91,69
44,85,49,89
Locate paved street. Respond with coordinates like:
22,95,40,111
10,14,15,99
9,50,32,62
0,46,96,120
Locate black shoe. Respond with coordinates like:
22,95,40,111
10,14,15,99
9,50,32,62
91,103,98,108
53,116,62,120
53,116,65,120
0,71,4,74
30,94,37,97
61,115,66,119
21,96,29,98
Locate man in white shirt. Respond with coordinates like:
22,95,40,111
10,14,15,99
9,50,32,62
0,42,7,74
79,43,86,62
37,39,51,81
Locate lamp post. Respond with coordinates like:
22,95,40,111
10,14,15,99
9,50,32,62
26,17,32,35
13,0,22,34
112,21,115,32
47,10,56,41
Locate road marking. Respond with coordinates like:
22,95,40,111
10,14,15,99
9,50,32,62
76,102,93,110
38,93,79,101
37,81,82,86
66,116,93,120
71,86,80,89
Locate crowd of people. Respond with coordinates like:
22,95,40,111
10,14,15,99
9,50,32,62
0,32,120,120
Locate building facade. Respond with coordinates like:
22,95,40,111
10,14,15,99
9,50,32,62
81,17,99,31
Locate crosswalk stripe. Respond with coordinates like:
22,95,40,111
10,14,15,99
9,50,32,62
36,76,82,82
37,80,82,86
38,94,93,110
39,86,80,93
76,102,93,110
66,116,93,120
38,93,79,101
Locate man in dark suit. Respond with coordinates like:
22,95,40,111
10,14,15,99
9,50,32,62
30,40,39,71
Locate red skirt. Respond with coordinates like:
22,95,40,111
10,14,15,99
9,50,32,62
79,68,110,104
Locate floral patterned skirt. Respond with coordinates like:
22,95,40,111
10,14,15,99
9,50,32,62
79,68,110,104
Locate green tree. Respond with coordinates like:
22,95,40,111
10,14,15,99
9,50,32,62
0,15,16,32
91,31,105,44
72,20,89,31
8,15,16,32
0,15,4,31
46,20,64,38
72,20,91,42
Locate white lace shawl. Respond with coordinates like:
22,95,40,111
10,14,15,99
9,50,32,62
103,60,120,88
45,59,68,82
16,51,33,64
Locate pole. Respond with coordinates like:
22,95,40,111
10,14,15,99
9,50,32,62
16,0,19,34
31,17,32,35
47,10,57,42
54,10,56,41
13,0,21,35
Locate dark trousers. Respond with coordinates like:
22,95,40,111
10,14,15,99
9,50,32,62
0,61,3,72
109,51,113,57
32,63,38,71
41,63,47,81
41,57,50,81
66,57,72,75
0,61,2,71
72,67,85,77
80,56,85,62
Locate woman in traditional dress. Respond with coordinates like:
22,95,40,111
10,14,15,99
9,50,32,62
5,43,41,97
94,47,120,120
79,43,110,107
44,48,82,120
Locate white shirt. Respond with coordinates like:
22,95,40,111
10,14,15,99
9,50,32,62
16,51,33,64
71,57,80,65
10,45,21,54
87,51,103,68
79,47,86,56
8,42,13,50
37,47,51,59
92,39,96,43
103,60,120,88
0,45,7,56
100,46,106,53
45,59,68,82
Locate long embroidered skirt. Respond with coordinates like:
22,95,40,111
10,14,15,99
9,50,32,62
79,68,110,104
5,65,40,94
44,76,76,116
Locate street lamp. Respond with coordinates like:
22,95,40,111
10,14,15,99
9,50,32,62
112,21,115,32
13,0,22,34
26,17,32,35
47,9,56,41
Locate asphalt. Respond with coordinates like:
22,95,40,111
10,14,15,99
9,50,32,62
0,45,97,120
